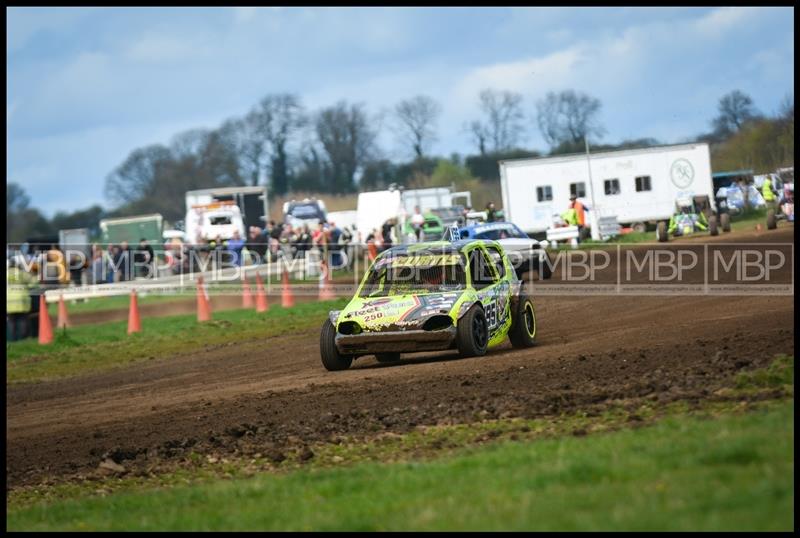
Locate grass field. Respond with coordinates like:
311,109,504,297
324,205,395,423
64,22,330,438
7,298,347,384
7,396,793,531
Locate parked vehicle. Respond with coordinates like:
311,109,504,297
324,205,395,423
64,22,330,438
452,221,551,280
283,198,327,230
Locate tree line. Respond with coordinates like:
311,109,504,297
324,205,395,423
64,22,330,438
7,88,793,242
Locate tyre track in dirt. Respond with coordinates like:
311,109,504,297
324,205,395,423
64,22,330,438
6,227,795,489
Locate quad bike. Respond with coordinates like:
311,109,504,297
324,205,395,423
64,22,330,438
656,196,728,242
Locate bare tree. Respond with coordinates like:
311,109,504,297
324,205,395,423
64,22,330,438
253,94,306,195
466,120,490,156
469,89,526,154
393,95,441,158
219,114,268,187
536,90,605,149
712,90,759,136
315,101,377,193
105,144,173,206
778,92,793,123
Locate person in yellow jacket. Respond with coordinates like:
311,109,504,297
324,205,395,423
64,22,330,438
7,257,36,341
761,175,777,211
561,207,579,226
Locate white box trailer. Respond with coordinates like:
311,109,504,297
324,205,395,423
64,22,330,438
499,143,716,234
356,186,473,240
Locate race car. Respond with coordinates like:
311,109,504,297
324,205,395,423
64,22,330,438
656,198,720,242
450,221,552,280
320,239,537,371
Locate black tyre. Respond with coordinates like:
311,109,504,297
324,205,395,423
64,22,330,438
320,318,353,371
656,221,668,243
509,294,537,348
456,305,488,358
632,222,646,234
709,215,718,236
767,209,777,230
375,352,401,363
721,213,731,232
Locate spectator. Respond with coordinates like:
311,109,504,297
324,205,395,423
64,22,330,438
269,221,283,261
410,205,425,241
227,230,246,266
7,257,36,341
91,247,106,285
295,225,312,259
106,245,118,283
247,226,268,263
381,218,396,251
116,241,132,282
329,221,343,268
135,238,155,279
486,202,498,223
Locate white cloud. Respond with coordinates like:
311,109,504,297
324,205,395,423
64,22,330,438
126,34,209,63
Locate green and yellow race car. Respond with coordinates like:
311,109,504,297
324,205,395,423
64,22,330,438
320,239,537,371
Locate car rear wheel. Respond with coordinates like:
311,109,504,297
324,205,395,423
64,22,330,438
320,318,353,371
709,215,719,236
456,305,488,358
656,221,668,242
721,213,731,232
375,352,401,363
509,294,537,348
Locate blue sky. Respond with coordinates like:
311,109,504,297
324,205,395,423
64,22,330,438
7,7,795,216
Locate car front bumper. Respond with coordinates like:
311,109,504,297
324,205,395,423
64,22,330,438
335,327,457,355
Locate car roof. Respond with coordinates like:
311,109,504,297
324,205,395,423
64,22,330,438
378,239,499,258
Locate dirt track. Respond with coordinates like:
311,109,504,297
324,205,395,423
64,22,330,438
6,227,795,489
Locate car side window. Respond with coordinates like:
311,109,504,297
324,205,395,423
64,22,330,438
485,246,506,279
468,248,498,290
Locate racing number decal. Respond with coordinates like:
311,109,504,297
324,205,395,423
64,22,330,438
485,300,498,330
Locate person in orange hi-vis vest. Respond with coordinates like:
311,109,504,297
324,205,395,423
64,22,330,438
569,194,587,241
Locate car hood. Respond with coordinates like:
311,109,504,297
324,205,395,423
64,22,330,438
337,291,464,331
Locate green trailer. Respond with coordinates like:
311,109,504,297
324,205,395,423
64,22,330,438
99,214,164,245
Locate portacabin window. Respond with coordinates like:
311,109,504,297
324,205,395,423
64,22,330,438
569,182,586,198
635,175,652,192
536,185,553,202
604,178,621,196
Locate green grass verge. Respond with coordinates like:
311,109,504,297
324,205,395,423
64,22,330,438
7,398,793,531
7,299,347,384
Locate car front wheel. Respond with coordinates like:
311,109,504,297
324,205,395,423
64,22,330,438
456,305,488,358
320,318,353,371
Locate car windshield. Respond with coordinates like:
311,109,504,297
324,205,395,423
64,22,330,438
359,252,467,298
473,223,527,240
209,216,233,226
289,203,324,220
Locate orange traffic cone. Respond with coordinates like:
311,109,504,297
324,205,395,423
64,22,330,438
38,295,53,345
255,272,269,313
56,293,71,329
242,278,253,308
319,261,335,301
196,276,212,322
128,290,141,335
281,269,295,308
